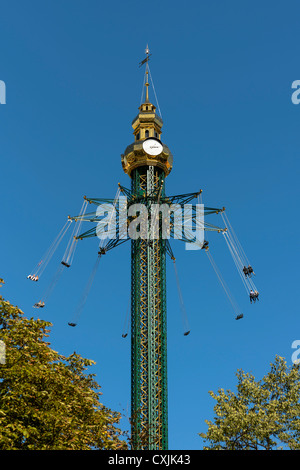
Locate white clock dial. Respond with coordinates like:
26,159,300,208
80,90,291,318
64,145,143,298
142,138,163,156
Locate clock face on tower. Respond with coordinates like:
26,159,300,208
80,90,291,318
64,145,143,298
142,138,163,156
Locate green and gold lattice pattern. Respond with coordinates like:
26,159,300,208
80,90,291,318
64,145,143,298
131,166,168,450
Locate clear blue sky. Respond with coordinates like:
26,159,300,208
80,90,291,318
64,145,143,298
0,0,300,450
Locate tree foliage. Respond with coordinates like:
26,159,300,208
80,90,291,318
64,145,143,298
200,356,300,450
0,280,127,450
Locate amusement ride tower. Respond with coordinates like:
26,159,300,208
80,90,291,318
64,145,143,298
32,47,231,450
117,49,221,449
121,53,172,450
68,48,225,449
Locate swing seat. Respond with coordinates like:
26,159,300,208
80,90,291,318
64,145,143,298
61,261,71,268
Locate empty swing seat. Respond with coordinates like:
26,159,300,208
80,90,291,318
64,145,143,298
61,261,71,268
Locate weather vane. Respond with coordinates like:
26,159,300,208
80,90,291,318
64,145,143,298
139,44,152,67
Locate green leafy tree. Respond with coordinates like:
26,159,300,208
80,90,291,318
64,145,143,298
0,280,127,450
200,356,300,450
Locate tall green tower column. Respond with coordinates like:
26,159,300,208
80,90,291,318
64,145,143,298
121,67,173,450
130,165,168,449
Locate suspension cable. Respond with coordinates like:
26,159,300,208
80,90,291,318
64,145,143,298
28,219,72,281
205,248,243,319
122,296,131,338
148,64,162,119
221,212,250,266
172,257,190,335
98,186,121,250
62,199,88,267
68,253,102,326
33,263,65,309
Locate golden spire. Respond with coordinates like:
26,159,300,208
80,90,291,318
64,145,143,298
121,45,173,177
145,68,150,103
139,44,151,103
